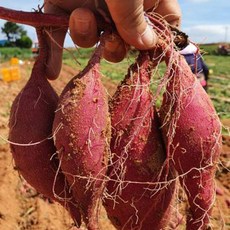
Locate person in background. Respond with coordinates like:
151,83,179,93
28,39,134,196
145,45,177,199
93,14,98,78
179,42,209,91
44,0,182,80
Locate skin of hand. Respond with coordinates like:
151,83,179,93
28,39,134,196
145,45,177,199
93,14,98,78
44,0,181,80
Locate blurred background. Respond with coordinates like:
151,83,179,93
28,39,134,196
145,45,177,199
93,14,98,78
0,0,229,46
0,2,229,230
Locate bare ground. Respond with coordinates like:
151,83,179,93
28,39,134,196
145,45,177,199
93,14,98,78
0,61,229,230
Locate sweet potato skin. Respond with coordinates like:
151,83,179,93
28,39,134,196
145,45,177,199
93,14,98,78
104,53,176,230
8,67,81,225
53,63,110,230
159,53,222,229
9,69,58,196
8,28,81,226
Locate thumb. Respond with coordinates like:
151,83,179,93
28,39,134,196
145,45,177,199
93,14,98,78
105,0,157,50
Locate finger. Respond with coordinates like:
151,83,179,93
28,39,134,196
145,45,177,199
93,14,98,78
105,0,158,50
69,8,98,48
102,33,128,63
44,2,67,80
154,0,182,27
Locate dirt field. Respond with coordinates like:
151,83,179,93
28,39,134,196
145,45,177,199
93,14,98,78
0,61,229,230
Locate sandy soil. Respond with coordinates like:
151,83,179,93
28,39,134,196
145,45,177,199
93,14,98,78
0,61,229,230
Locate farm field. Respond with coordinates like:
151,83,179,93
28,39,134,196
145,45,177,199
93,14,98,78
0,46,229,230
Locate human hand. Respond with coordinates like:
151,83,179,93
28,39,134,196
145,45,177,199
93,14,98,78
44,0,181,79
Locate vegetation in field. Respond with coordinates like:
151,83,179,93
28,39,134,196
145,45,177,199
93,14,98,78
202,55,230,119
62,44,229,119
0,47,32,61
0,44,229,119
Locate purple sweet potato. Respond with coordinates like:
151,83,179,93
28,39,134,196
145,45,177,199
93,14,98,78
8,29,81,226
158,48,222,230
103,52,176,230
144,14,222,229
52,46,111,230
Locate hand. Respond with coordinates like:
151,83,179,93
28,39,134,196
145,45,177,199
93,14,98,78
44,0,181,80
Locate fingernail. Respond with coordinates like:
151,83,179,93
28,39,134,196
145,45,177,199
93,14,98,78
141,25,158,48
74,19,91,35
105,34,120,51
105,40,117,52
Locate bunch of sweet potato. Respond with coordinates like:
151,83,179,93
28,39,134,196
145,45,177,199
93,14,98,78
1,7,222,230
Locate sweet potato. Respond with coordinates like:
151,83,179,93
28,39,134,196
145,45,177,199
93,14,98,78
103,52,176,230
52,45,111,230
144,14,222,229
159,52,222,229
8,29,81,226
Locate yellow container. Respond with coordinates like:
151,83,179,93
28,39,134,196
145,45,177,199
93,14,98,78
1,67,21,82
1,68,11,82
10,57,19,65
10,67,21,81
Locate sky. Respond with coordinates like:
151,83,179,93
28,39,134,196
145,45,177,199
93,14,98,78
178,0,230,44
0,0,229,46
